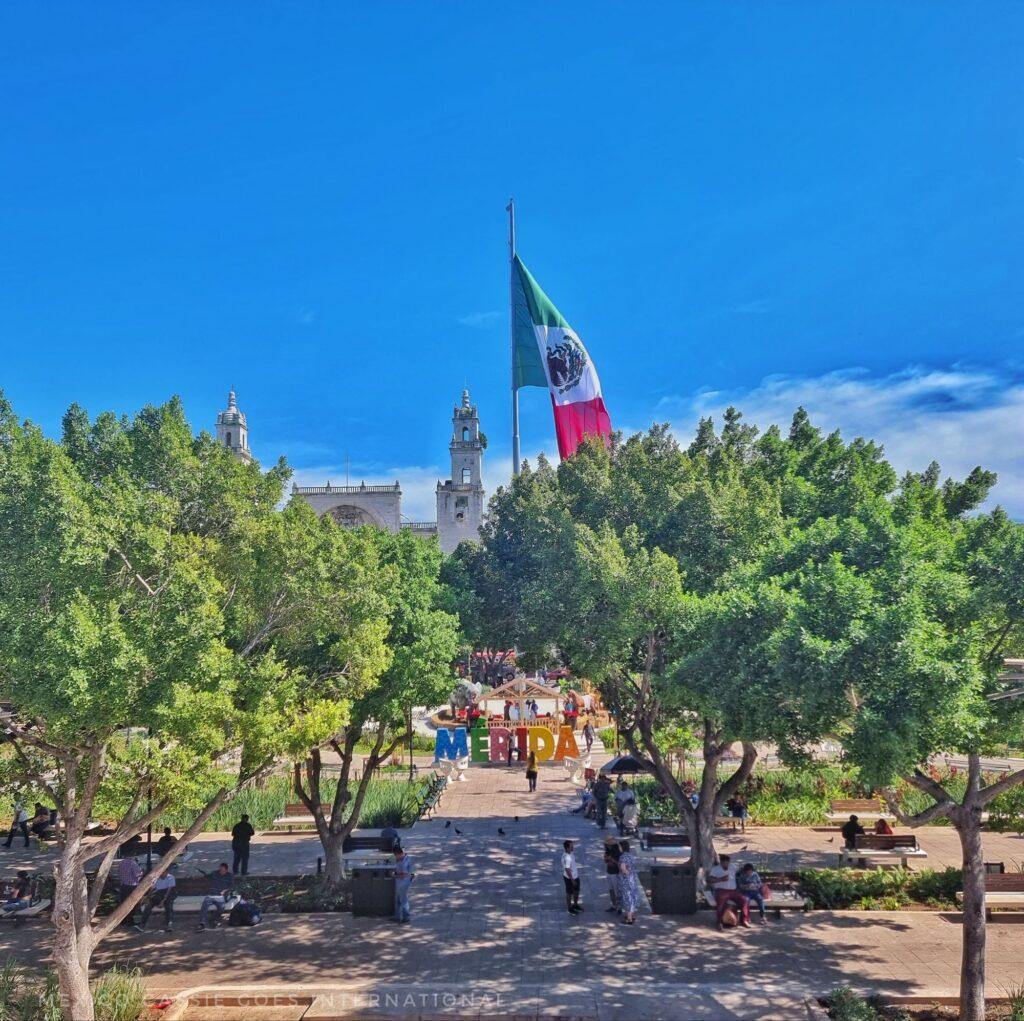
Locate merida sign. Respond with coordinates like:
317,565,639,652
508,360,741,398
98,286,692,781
435,725,580,763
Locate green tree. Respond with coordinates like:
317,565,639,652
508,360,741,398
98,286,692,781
292,526,459,886
0,395,354,1020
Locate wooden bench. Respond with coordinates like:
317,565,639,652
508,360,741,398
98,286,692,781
841,833,928,868
271,803,331,833
956,874,1024,920
641,829,691,851
342,834,395,853
826,798,893,823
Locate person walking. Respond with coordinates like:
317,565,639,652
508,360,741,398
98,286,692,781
526,750,538,793
115,855,143,926
135,870,177,932
561,840,581,914
582,720,595,755
231,814,255,876
3,799,29,850
393,844,415,923
603,836,622,914
617,840,641,924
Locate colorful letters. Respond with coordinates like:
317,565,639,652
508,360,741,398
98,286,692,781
435,725,580,764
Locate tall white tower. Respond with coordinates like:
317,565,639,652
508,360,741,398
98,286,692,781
436,389,485,553
215,389,252,463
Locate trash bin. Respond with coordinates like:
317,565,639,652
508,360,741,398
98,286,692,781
650,861,697,915
351,866,396,918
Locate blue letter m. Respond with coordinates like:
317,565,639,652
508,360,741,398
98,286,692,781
434,727,468,761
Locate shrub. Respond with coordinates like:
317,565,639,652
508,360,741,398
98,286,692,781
826,986,882,1021
92,966,146,1021
905,867,961,907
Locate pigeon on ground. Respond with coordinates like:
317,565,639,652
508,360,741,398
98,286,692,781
498,827,506,836
444,820,451,829
454,827,463,835
514,816,519,823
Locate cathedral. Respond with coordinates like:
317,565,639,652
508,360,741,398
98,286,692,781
214,388,486,554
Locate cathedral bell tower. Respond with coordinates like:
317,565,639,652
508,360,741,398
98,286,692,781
436,389,485,553
216,389,252,463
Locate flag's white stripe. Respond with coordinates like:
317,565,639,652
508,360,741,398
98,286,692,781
533,324,603,406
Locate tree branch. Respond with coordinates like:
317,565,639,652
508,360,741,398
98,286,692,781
111,547,156,596
977,765,1024,807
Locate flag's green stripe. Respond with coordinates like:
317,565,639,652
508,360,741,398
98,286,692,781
512,255,553,389
513,255,570,329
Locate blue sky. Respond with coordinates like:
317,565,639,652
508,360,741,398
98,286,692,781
2,3,1023,518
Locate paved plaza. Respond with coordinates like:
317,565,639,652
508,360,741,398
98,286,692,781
2,762,1023,1019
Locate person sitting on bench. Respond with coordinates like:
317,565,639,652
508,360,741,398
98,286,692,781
708,854,750,930
154,828,176,855
197,863,233,931
28,805,53,841
873,818,893,836
841,815,865,850
3,871,32,911
136,870,176,932
736,863,767,922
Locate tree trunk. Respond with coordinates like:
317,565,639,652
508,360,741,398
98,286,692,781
322,830,347,889
956,779,987,1020
53,844,95,1021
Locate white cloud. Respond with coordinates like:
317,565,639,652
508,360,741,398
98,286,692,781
665,365,1024,516
458,310,502,328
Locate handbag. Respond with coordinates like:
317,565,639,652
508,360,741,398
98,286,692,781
760,883,772,901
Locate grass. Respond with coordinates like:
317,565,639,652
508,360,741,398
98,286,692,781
156,774,419,831
0,961,143,1021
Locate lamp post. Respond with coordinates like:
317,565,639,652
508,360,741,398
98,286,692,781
407,706,415,783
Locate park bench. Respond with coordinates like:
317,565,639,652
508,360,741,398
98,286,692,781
826,798,893,823
414,772,447,818
1,877,50,925
271,803,331,833
342,833,396,853
841,833,928,868
956,873,1024,920
641,829,691,851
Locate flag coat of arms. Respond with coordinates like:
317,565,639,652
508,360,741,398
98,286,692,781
511,254,612,459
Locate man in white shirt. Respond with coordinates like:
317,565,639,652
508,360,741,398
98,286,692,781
136,870,177,932
3,800,29,850
708,854,749,929
561,839,581,914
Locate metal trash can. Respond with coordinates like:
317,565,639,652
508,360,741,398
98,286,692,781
650,861,698,915
351,866,396,918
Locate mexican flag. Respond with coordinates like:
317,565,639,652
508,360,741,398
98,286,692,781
511,254,612,459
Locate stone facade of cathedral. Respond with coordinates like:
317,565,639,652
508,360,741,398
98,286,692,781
214,388,485,553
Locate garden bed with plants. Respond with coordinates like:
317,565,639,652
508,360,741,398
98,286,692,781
823,985,1024,1021
630,763,1024,831
153,774,419,832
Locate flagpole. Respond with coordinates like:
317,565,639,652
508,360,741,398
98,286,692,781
508,198,520,477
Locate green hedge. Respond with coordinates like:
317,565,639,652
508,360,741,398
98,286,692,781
156,775,418,832
797,867,961,910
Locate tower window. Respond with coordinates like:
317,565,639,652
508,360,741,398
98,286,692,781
462,468,471,484
226,431,232,447
462,427,470,442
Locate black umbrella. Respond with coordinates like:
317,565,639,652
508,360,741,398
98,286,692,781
600,754,653,775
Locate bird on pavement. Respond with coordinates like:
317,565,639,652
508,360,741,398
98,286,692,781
454,827,463,835
514,816,519,823
444,820,451,829
498,827,506,836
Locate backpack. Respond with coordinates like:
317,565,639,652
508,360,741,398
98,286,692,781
720,905,739,928
228,900,262,927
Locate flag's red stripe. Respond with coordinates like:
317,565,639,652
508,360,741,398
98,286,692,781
551,396,613,459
